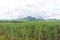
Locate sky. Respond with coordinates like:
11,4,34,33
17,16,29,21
0,0,60,19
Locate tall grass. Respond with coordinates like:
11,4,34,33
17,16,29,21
0,21,60,40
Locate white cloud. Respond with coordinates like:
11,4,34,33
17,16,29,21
0,0,60,19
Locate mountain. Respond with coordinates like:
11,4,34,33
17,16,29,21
22,16,37,21
19,16,45,21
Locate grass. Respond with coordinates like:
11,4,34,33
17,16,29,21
0,21,60,40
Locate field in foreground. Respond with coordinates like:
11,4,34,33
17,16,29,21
0,21,60,40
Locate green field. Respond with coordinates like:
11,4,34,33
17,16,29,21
0,21,60,40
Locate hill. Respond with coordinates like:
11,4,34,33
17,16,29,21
22,16,37,21
20,16,45,21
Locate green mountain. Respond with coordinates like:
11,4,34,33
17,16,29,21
22,16,37,21
21,16,44,21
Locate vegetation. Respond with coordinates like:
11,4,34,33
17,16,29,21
0,21,60,40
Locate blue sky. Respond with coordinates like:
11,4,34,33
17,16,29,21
0,0,60,19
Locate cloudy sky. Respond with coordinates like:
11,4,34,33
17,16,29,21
0,0,60,19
